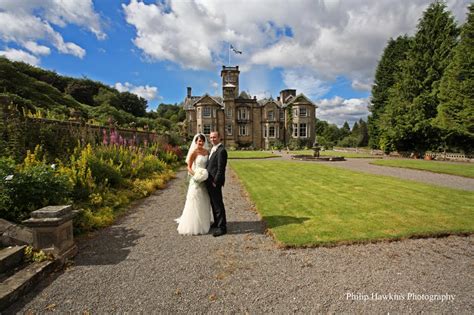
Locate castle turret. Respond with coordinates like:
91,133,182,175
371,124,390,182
221,66,240,98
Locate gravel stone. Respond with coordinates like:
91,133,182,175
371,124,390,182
4,165,473,313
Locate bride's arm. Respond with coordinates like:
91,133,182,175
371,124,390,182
187,151,196,175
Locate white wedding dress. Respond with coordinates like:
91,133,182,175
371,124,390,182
176,154,212,235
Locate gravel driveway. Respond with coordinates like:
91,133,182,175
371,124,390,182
319,158,474,191
6,167,473,313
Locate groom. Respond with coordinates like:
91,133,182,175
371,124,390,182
206,131,228,237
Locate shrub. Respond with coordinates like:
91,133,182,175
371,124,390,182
0,163,72,222
136,155,166,179
87,155,123,187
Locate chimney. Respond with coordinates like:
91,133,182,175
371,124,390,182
277,96,280,102
280,89,296,103
187,87,192,98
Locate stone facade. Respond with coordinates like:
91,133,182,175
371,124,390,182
183,66,317,149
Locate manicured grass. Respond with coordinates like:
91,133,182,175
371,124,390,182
230,160,474,247
227,151,278,159
291,150,379,158
371,159,474,178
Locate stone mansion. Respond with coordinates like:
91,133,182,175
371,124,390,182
183,66,317,149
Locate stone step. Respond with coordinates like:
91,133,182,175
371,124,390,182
0,246,26,275
0,260,57,311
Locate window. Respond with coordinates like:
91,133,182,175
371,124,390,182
269,126,275,138
239,124,248,136
293,123,298,137
279,110,284,120
299,107,307,117
267,110,274,121
238,108,248,120
203,107,211,117
299,123,307,138
226,124,233,135
293,108,298,117
203,124,211,134
226,107,232,118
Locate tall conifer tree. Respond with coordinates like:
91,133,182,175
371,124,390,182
436,4,474,153
380,1,459,153
368,35,411,149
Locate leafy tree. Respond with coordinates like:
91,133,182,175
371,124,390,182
436,3,474,153
151,103,186,122
368,35,411,148
93,87,118,107
356,118,369,147
110,92,147,117
340,121,351,138
380,1,459,153
65,79,99,106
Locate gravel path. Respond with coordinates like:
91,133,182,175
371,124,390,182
6,168,473,313
278,152,474,191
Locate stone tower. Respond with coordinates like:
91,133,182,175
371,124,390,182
221,66,239,98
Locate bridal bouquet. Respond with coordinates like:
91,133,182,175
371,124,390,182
192,167,209,183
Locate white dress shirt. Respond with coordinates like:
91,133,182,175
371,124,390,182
209,143,221,158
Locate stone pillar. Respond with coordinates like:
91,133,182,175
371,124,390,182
22,205,79,262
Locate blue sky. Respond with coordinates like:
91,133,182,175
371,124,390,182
0,0,470,127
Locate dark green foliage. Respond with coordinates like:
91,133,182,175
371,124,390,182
110,91,147,117
0,57,152,120
436,3,474,153
13,61,71,92
0,58,84,115
337,118,369,148
87,156,123,187
0,162,72,223
368,35,411,149
65,79,99,106
377,1,460,153
287,138,313,150
151,103,186,122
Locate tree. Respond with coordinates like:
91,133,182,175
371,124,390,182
380,1,459,153
341,121,351,138
110,92,147,117
357,118,369,147
368,35,411,149
436,3,474,153
65,79,99,106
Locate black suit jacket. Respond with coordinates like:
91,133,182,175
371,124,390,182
207,144,227,187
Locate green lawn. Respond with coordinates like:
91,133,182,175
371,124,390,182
371,159,474,178
227,151,277,159
230,160,474,247
291,150,379,158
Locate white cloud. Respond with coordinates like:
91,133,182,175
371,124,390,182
114,82,159,102
316,96,370,127
282,70,330,99
0,48,40,65
23,41,51,56
351,79,372,92
122,0,469,91
0,0,104,61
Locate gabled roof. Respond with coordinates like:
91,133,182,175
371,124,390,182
183,96,201,110
238,91,251,99
258,98,282,108
284,93,317,108
183,94,223,110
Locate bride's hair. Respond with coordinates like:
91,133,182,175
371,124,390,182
195,133,206,143
186,133,209,164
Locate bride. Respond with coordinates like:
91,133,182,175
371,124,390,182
175,133,212,235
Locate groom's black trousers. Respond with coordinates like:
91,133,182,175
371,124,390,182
208,184,227,229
